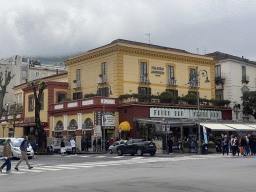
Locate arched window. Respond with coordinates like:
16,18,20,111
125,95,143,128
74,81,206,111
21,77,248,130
55,121,64,131
84,118,93,129
69,119,77,130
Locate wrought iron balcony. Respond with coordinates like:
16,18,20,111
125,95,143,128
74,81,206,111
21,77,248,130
167,78,178,86
242,75,249,84
73,81,82,89
139,75,151,84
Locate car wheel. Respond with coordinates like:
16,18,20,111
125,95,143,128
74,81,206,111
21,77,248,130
150,152,155,156
109,149,113,154
136,148,143,156
117,148,123,156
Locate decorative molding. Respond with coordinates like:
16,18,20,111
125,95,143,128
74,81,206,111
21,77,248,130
67,102,78,108
54,104,64,110
82,100,94,106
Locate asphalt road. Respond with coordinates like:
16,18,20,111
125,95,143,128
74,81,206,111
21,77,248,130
1,153,256,192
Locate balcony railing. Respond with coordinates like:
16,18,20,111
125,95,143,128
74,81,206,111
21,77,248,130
73,81,81,89
167,78,178,86
98,75,107,84
215,73,225,85
139,75,151,84
189,82,198,89
242,75,249,84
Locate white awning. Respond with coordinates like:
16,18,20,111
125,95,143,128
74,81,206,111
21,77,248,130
201,123,236,131
224,124,256,131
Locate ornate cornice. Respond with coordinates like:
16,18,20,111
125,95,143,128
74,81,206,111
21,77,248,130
65,43,217,66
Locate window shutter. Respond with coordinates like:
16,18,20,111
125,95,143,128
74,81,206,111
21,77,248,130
77,92,82,99
174,90,178,97
147,87,151,95
138,87,142,94
73,93,77,100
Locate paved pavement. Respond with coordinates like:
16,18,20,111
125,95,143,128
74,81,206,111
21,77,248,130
1,153,255,192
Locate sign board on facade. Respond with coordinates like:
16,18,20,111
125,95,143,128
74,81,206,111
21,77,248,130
150,108,222,120
94,125,101,136
101,99,115,104
119,127,122,134
82,100,94,106
162,125,165,133
102,112,115,127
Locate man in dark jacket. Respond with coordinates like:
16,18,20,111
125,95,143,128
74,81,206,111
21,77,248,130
222,135,229,155
15,136,33,170
167,137,173,154
249,134,256,155
0,139,12,173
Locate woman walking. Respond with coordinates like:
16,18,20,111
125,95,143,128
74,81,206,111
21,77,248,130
60,140,66,156
0,139,12,173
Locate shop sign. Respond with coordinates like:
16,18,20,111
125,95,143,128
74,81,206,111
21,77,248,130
151,66,164,76
94,111,102,126
102,112,115,127
107,130,114,134
150,108,222,120
101,99,115,104
94,125,101,136
55,127,64,131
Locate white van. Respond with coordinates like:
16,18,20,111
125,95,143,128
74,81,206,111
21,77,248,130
0,138,34,159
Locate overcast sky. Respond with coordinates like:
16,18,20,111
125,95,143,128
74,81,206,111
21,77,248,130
0,0,255,60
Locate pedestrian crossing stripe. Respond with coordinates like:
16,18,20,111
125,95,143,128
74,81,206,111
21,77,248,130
0,154,247,176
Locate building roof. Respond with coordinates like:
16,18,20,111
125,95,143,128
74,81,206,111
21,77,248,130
206,51,256,65
13,71,68,89
110,39,189,53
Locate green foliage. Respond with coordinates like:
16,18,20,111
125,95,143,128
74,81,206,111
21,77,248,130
207,141,215,148
241,91,256,115
183,93,197,105
84,93,97,98
122,131,130,140
61,98,71,102
159,91,174,103
210,99,231,107
137,124,148,139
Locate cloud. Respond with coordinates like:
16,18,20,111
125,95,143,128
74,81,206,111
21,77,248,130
0,0,255,60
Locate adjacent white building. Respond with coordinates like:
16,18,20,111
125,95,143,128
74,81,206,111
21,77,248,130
0,55,67,111
207,52,256,121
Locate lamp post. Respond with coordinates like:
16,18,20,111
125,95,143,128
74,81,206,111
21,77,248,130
1,121,7,138
162,118,168,153
97,85,112,152
188,66,210,154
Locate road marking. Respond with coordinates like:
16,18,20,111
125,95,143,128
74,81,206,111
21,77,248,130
96,156,106,158
33,167,61,171
112,156,125,159
79,155,92,158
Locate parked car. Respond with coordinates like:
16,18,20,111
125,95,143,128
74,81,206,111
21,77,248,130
51,138,72,154
0,138,34,159
108,140,127,154
116,139,156,156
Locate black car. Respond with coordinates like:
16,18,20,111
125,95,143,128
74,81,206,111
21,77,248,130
116,139,156,156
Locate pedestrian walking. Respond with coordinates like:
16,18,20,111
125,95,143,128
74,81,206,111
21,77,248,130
0,139,12,173
167,136,173,154
15,136,33,170
241,135,247,156
61,140,66,156
85,136,89,152
81,138,86,152
249,134,256,155
222,135,229,155
70,138,76,155
97,137,101,152
93,138,97,152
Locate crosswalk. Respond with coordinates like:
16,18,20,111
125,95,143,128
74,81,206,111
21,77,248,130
0,154,221,176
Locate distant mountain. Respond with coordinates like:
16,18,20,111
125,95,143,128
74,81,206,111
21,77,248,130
35,55,70,65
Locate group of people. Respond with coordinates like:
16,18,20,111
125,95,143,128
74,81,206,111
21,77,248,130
93,137,114,152
221,134,256,156
0,136,33,173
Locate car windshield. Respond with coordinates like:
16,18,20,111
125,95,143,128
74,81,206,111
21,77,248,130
11,139,24,147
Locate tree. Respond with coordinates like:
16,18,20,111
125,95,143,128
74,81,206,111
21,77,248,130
0,70,14,118
8,102,23,136
27,81,47,151
241,91,256,118
159,91,174,103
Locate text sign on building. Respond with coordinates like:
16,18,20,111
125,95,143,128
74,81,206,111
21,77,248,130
102,112,115,129
94,125,101,137
101,99,115,104
150,108,222,120
82,100,93,106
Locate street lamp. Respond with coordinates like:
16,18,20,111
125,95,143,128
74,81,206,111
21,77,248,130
187,66,210,154
96,85,113,152
162,118,169,154
1,121,7,138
